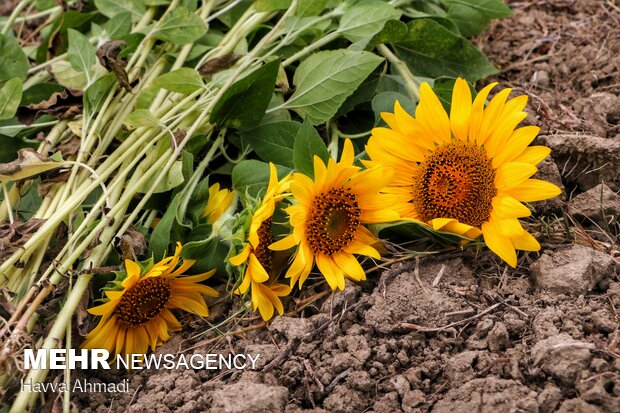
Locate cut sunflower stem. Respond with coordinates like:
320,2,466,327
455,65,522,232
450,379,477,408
376,44,420,101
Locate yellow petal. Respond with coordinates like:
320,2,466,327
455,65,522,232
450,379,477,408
469,82,498,143
492,126,540,167
511,146,551,166
340,138,354,166
229,244,251,266
450,77,473,141
491,195,531,219
269,234,297,251
505,179,562,202
495,162,538,190
248,253,269,283
511,230,541,252
482,220,517,267
477,87,513,146
416,82,451,144
316,254,345,291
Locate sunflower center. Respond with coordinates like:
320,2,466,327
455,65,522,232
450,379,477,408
307,188,361,255
116,277,172,327
412,140,496,228
254,218,274,274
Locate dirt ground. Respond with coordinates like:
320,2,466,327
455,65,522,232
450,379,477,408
68,1,620,412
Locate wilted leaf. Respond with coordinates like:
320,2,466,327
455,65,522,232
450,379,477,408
96,40,131,92
23,88,83,122
0,148,63,182
0,219,46,260
38,170,71,197
198,53,243,78
115,226,147,260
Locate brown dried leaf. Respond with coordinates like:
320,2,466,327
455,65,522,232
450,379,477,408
38,170,71,197
0,219,46,260
0,149,62,182
56,135,81,157
198,53,243,78
115,226,147,261
97,40,131,92
19,88,83,123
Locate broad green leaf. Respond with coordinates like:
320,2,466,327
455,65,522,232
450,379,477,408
181,231,229,275
432,76,477,113
241,121,299,168
232,160,291,199
154,68,203,94
444,1,511,37
371,91,416,123
443,0,512,18
144,0,172,5
136,85,160,110
295,0,329,16
210,59,279,130
84,73,116,118
20,83,64,106
0,135,37,163
338,1,402,42
0,79,23,121
281,50,384,125
255,0,291,12
105,12,133,39
0,34,29,83
138,159,184,193
393,19,498,82
51,61,87,90
149,192,182,258
124,109,160,129
67,29,96,76
153,7,207,45
94,0,145,21
293,118,329,178
367,19,408,49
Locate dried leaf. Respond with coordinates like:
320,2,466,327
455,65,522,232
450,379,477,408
0,219,46,260
20,88,83,123
115,226,147,260
38,170,71,197
96,40,131,92
198,53,242,78
0,149,63,182
56,135,81,157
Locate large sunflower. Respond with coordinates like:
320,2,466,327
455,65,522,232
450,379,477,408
229,163,292,321
365,78,561,267
82,243,218,358
270,139,399,291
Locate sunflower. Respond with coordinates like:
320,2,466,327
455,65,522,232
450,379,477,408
229,163,292,321
365,78,561,267
82,243,218,358
270,139,399,291
202,183,235,224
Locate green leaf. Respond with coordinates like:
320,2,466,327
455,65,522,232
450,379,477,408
443,0,511,37
232,160,292,199
0,79,23,121
138,159,184,193
241,121,299,168
20,83,64,106
393,19,498,82
154,68,203,94
432,76,477,113
181,233,229,275
371,91,416,124
105,12,133,39
0,135,37,163
94,0,145,21
372,220,473,246
67,29,96,76
367,19,408,49
338,1,402,42
153,7,207,45
0,34,29,83
124,109,160,129
149,192,182,259
443,0,512,18
295,0,329,16
293,118,329,178
84,73,116,118
255,0,291,12
210,59,279,130
281,50,384,125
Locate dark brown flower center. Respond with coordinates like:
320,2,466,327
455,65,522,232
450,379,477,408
254,218,274,274
412,140,496,229
306,188,361,255
116,277,171,327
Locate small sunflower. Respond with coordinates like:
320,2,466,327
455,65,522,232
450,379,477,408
229,163,292,321
365,78,561,267
270,139,399,291
82,243,218,358
202,183,235,224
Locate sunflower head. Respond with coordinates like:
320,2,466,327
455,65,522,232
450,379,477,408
270,139,399,291
228,163,292,321
82,243,218,359
365,78,561,266
202,183,235,224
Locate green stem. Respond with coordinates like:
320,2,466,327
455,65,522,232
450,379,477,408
376,44,420,101
282,30,340,67
0,0,32,36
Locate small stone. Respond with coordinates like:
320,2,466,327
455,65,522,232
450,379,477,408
402,389,425,413
487,322,510,353
537,384,562,412
209,381,288,413
568,183,620,224
530,245,615,294
531,333,592,385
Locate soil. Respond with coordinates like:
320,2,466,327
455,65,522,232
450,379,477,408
67,1,619,412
